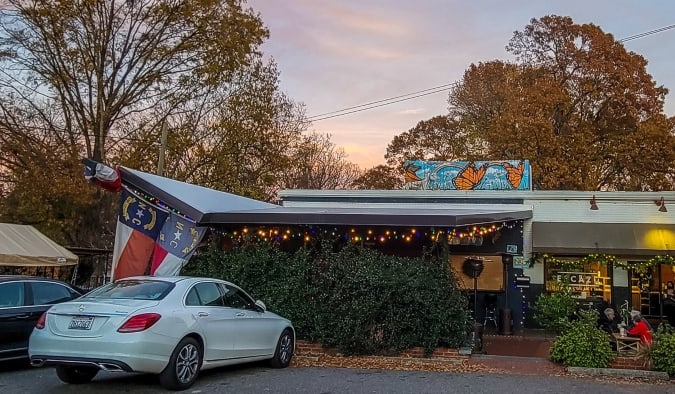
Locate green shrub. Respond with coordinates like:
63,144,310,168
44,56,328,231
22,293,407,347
182,239,472,356
183,241,318,339
549,309,615,368
533,288,577,334
647,324,675,375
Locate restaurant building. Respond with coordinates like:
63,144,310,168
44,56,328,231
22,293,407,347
278,170,675,331
118,164,675,331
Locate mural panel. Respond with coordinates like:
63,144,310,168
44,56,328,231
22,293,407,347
403,160,531,190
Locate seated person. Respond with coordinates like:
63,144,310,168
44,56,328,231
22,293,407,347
626,312,653,346
627,310,653,332
664,281,675,301
597,307,620,335
664,281,675,326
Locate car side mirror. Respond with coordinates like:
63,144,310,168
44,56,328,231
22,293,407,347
255,300,266,312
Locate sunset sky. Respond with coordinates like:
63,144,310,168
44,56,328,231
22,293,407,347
247,0,675,169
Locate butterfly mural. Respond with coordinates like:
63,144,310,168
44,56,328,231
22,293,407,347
501,161,526,189
403,162,423,183
403,160,531,191
453,162,487,190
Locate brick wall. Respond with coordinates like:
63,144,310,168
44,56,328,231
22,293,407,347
610,356,650,370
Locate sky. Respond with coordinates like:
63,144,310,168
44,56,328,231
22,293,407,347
246,0,675,169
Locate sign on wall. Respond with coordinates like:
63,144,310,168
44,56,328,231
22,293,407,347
403,160,532,190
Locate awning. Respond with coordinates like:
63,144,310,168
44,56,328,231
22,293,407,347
532,222,675,256
0,223,79,266
119,167,277,223
199,206,532,227
120,167,532,227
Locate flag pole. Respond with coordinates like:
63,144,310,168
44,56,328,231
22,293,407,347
157,120,168,176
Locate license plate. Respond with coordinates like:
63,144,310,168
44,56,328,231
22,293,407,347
68,316,94,330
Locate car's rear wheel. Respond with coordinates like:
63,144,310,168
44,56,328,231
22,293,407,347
269,328,294,368
159,337,202,391
55,365,99,384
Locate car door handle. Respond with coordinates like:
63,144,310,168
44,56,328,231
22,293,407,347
15,314,32,319
235,312,246,317
197,312,209,317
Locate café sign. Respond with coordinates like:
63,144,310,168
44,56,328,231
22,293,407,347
551,272,597,285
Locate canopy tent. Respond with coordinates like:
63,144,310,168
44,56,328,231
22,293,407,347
0,223,79,266
119,167,532,227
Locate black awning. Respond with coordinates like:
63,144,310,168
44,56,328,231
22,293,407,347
532,222,675,255
200,206,532,227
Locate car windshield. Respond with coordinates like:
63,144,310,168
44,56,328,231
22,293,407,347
82,279,173,300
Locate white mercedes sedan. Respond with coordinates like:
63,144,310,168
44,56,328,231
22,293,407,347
29,276,295,390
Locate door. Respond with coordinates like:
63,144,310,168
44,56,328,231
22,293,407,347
0,281,34,360
220,284,278,358
185,281,238,361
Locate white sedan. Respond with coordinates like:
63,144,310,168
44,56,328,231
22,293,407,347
29,276,295,390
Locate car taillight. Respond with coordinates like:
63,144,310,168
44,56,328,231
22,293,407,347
117,313,161,333
36,312,47,329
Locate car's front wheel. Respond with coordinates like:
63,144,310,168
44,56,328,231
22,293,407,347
269,328,294,368
159,337,202,391
55,365,99,384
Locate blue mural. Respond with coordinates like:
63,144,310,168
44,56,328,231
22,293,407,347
403,160,531,190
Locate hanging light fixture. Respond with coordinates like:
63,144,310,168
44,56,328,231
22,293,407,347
589,195,599,210
655,197,667,212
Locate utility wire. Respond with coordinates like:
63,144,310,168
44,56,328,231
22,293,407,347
619,24,675,42
308,82,458,120
309,23,675,122
309,87,452,122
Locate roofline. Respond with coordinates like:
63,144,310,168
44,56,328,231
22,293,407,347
278,189,675,202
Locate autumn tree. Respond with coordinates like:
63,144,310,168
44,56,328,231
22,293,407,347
352,165,403,190
115,58,309,201
384,115,480,169
0,0,287,246
449,15,675,190
275,132,361,191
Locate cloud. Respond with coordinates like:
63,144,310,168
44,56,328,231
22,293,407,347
397,108,426,115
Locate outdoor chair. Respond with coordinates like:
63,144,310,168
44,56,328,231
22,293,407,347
483,293,498,330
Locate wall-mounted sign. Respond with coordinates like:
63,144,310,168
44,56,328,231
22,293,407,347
506,244,518,254
516,276,531,288
551,272,597,286
512,255,528,269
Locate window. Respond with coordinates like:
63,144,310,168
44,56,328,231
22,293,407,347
191,282,224,307
0,282,25,307
31,281,76,305
544,257,612,303
85,279,173,300
185,287,201,306
221,284,256,310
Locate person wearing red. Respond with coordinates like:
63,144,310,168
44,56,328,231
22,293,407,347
627,312,653,346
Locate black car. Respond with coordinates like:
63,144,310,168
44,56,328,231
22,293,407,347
0,276,83,362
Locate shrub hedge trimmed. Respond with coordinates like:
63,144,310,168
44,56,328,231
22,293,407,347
182,239,471,356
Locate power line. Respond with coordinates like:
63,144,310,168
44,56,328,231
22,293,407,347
308,83,457,120
309,23,675,122
309,87,452,122
619,24,675,42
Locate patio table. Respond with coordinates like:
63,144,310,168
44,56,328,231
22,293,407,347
612,333,641,354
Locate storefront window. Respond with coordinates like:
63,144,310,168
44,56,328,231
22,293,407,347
544,257,612,305
630,263,675,323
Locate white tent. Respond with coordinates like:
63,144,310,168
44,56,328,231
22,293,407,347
0,223,78,266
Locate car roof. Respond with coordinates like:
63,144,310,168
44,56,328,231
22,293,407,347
0,275,73,284
117,276,235,286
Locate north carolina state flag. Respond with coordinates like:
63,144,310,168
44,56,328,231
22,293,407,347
82,158,122,192
112,188,168,279
150,212,206,276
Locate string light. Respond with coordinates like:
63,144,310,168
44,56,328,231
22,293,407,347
209,221,521,245
126,186,193,221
